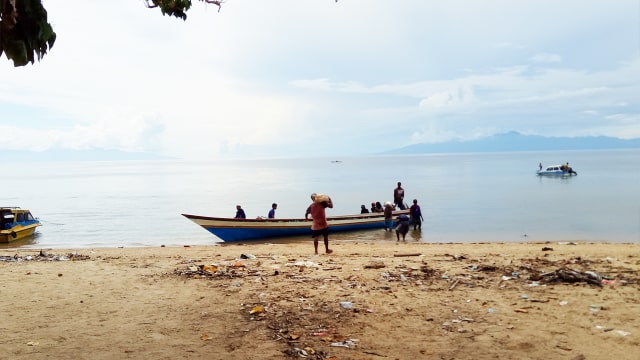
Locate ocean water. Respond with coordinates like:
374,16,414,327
2,149,639,249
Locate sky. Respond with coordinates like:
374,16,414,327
2,0,639,160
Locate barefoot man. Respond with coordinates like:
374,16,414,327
305,193,334,255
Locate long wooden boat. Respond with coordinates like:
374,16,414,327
0,207,42,243
182,210,410,242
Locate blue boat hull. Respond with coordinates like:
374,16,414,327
182,211,409,242
207,220,385,242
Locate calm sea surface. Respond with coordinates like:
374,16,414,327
2,149,639,249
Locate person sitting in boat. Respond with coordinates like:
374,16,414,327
360,205,370,214
370,202,377,213
268,203,277,218
234,205,246,219
375,201,384,213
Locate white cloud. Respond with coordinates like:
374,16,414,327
531,53,563,63
1,0,639,159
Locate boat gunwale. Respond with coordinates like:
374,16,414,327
181,210,410,223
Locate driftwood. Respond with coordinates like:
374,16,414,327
538,268,602,286
393,253,421,257
448,279,460,290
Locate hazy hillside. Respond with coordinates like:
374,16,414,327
383,132,640,155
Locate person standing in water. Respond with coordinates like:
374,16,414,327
409,199,424,231
395,213,410,241
383,201,394,231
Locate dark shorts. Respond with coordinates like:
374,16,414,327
311,227,329,238
395,222,409,234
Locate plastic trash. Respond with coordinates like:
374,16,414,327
589,304,602,313
584,271,602,281
330,339,358,348
340,301,353,309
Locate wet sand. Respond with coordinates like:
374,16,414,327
1,241,639,359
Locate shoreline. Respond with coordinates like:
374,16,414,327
1,241,638,359
4,235,638,252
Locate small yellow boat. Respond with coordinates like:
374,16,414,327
0,207,42,243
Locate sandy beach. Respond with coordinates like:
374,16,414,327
1,240,638,360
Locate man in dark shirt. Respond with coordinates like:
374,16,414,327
268,203,277,218
409,199,424,230
234,205,246,219
394,182,406,210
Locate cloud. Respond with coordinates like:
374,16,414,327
1,0,639,159
531,53,563,63
418,86,476,111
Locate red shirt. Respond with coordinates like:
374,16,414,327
308,202,328,230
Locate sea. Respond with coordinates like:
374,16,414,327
2,149,639,249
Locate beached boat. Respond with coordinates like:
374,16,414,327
0,207,42,243
537,164,578,176
182,210,410,242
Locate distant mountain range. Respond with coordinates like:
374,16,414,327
383,132,640,155
3,132,640,162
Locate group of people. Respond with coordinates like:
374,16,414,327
357,182,423,239
360,182,407,214
361,202,383,213
560,162,577,175
388,198,424,241
233,181,424,253
539,162,577,175
234,203,278,219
